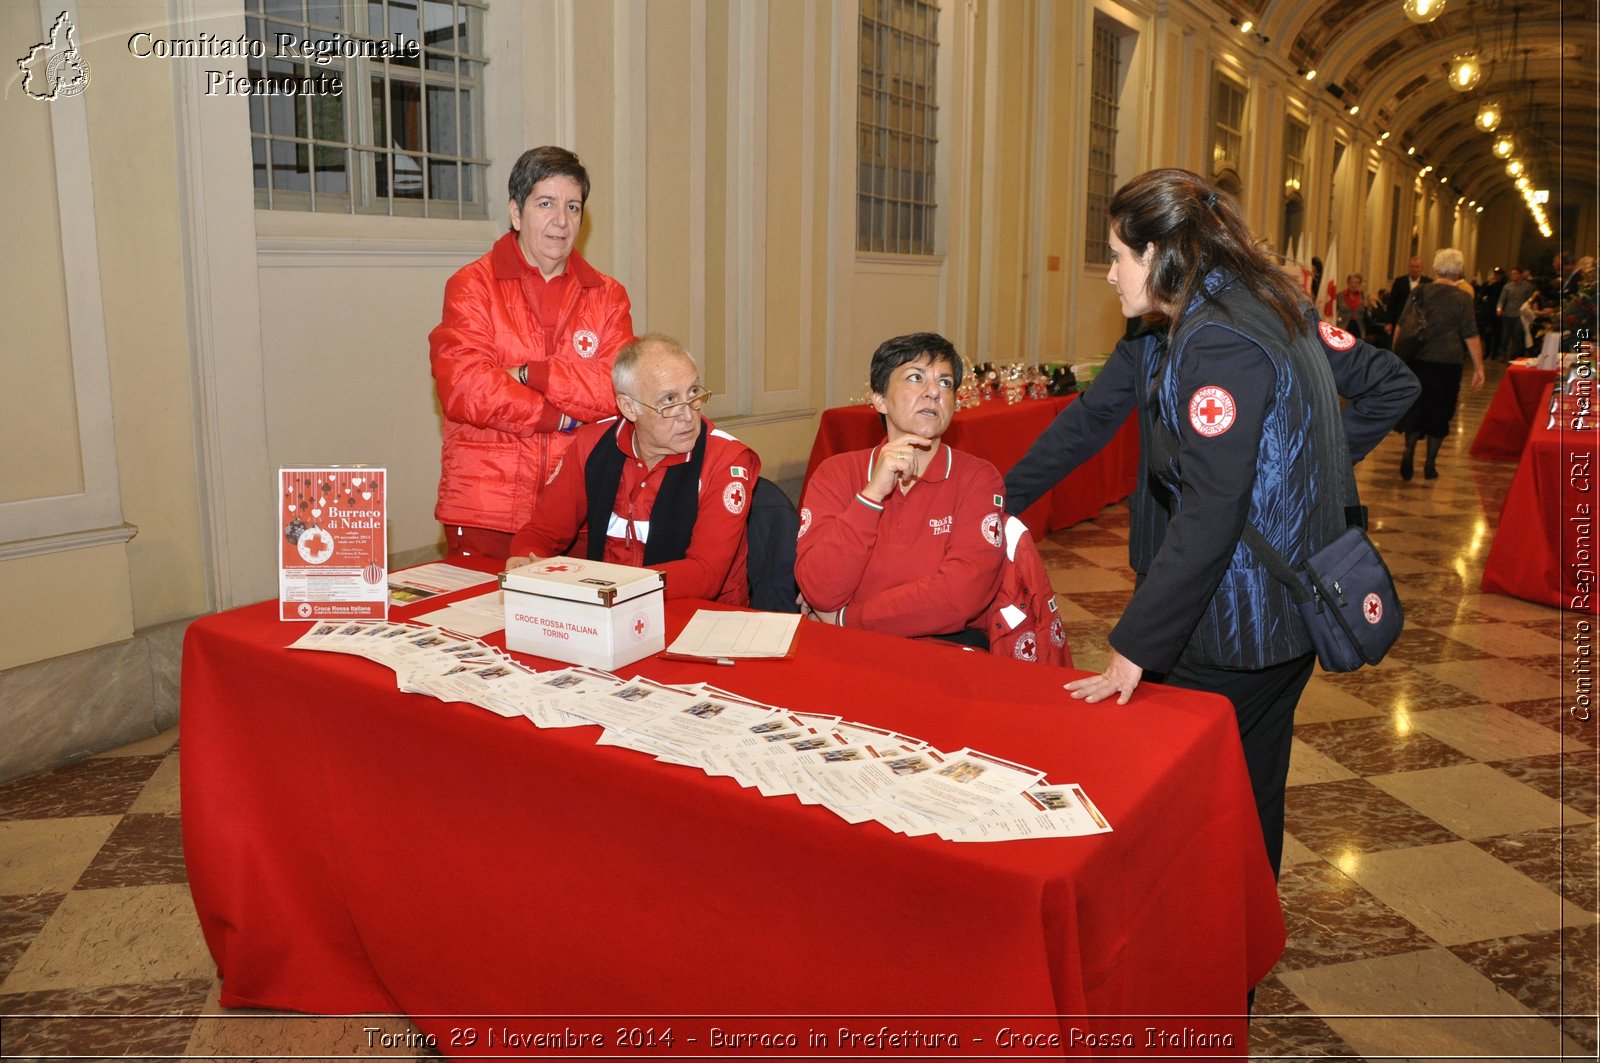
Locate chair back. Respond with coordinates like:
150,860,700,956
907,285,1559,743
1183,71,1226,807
745,477,801,613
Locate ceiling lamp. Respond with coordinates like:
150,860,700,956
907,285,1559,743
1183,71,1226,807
1403,0,1447,24
1475,99,1502,132
1506,159,1525,177
1450,52,1483,91
1491,133,1516,158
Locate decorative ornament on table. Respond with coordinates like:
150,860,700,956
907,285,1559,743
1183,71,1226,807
1048,364,1079,396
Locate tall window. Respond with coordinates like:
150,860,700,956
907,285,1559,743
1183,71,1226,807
1210,72,1246,191
1280,115,1307,253
857,0,940,255
1283,116,1307,196
248,0,488,218
1084,18,1123,265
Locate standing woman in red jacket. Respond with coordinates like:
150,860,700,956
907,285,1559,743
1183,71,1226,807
430,146,635,558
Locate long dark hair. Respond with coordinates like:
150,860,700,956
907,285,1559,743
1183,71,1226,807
1110,168,1310,343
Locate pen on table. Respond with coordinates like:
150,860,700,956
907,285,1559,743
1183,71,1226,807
714,657,736,667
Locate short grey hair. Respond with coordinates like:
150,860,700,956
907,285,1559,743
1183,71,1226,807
1433,248,1466,279
612,333,696,395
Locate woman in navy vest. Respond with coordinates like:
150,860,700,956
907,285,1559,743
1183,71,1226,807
1064,169,1416,881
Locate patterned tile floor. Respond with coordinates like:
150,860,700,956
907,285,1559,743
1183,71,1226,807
0,363,1594,1060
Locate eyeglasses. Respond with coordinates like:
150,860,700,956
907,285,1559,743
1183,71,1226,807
626,388,714,419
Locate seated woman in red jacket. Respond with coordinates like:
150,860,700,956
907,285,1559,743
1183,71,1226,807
796,333,1005,643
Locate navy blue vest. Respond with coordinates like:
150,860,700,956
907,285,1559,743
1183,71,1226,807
1148,273,1350,668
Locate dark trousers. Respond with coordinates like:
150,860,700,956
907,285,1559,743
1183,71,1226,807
1163,653,1316,878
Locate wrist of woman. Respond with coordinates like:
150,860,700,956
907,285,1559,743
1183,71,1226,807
854,489,886,511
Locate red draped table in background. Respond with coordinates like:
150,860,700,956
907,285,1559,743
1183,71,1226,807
1483,382,1600,610
804,395,1139,539
182,565,1282,1058
1469,362,1561,461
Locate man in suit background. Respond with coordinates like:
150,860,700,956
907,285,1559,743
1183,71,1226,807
1386,256,1430,325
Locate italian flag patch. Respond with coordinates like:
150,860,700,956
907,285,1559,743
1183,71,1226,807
993,494,1004,507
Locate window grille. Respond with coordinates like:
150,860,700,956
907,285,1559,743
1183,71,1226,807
1211,74,1246,180
1085,20,1122,265
247,0,488,218
857,0,940,254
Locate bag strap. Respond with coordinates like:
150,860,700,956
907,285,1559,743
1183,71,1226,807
1239,524,1313,603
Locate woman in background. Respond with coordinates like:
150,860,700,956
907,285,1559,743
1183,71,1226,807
1392,248,1485,481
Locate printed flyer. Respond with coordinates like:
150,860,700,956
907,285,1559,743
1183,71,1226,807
279,467,388,621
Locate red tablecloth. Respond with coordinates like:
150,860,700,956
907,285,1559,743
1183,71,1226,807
182,577,1282,1057
1469,363,1561,461
1482,383,1600,610
803,397,1139,539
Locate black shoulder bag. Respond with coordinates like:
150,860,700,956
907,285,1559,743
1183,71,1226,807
1241,505,1403,672
1393,284,1430,363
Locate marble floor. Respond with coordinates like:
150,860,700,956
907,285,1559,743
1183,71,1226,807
0,361,1594,1060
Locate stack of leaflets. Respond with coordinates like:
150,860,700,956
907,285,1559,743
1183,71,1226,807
290,621,1111,842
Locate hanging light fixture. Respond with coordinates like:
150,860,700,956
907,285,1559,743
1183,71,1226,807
1403,0,1447,23
1492,133,1516,158
1505,159,1524,177
1448,2,1484,92
1475,98,1502,131
1449,52,1482,91
1475,5,1518,134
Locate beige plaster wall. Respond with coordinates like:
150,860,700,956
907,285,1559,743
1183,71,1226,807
1,0,204,671
81,0,206,629
0,75,81,504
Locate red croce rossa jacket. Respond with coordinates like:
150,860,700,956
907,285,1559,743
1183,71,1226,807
430,232,634,534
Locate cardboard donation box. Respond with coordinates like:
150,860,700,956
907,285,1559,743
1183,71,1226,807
501,557,666,669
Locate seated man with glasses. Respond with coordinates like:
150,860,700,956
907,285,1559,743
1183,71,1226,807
506,333,761,604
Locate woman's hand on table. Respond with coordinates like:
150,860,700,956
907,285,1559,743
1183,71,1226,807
1065,650,1144,705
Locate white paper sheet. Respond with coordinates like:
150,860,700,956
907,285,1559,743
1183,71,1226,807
665,610,801,659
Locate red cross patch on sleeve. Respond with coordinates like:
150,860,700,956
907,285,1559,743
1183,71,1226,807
1188,386,1237,437
1318,321,1357,350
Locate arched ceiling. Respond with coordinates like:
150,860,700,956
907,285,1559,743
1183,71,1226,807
1238,0,1596,219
